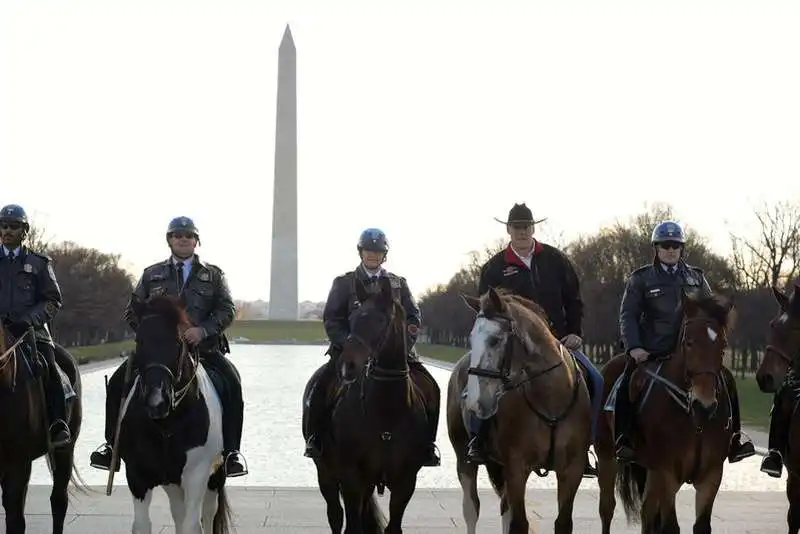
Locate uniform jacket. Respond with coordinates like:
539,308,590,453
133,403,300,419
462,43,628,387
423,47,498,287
0,246,62,346
618,259,712,355
123,256,235,355
323,265,422,354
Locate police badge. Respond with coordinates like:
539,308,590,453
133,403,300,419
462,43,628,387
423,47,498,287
23,263,33,273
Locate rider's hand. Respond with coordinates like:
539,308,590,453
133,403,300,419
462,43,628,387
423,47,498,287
183,327,205,345
629,348,649,363
560,334,583,350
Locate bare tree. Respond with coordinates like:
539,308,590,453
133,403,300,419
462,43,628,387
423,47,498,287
730,200,800,290
25,223,53,253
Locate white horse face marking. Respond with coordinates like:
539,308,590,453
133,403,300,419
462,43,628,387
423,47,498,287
706,326,718,342
465,316,508,419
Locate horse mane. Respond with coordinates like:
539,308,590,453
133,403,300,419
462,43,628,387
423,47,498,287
480,288,562,360
138,295,191,331
680,292,735,333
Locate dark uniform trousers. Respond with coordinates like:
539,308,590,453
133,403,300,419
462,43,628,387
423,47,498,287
103,348,244,452
37,342,67,426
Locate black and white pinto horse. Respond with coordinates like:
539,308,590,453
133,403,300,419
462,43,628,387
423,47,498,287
118,295,231,534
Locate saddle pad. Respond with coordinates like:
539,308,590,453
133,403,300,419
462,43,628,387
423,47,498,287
602,362,664,414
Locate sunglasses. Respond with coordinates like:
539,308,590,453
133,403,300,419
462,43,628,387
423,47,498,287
510,222,534,230
169,232,197,240
657,242,682,250
0,223,22,231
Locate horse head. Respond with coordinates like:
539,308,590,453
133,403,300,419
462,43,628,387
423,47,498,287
757,284,800,393
339,276,407,385
461,286,561,419
677,291,735,420
129,295,195,420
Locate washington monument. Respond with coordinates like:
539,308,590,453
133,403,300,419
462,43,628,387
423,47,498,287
268,25,298,320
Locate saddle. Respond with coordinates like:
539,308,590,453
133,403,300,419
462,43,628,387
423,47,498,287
603,357,671,414
16,343,76,401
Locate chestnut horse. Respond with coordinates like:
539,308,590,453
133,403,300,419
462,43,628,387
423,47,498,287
595,293,736,533
0,321,86,534
448,287,592,534
755,284,800,533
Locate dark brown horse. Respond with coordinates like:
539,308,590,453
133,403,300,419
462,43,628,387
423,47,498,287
0,322,85,534
596,293,736,534
755,284,800,533
448,287,592,534
302,276,435,534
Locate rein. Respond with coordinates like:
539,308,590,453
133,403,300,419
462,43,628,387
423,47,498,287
0,329,28,391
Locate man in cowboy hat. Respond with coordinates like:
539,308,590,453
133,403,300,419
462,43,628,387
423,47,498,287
465,202,604,478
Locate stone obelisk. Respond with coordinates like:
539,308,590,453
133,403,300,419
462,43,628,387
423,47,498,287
268,25,298,320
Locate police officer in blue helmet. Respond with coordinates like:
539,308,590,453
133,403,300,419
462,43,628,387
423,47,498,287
616,220,755,463
304,228,442,466
90,216,248,477
0,204,71,447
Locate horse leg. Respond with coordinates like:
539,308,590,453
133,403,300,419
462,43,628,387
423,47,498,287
1,461,33,534
692,464,723,534
502,459,532,534
162,484,186,531
180,460,216,534
50,443,74,534
456,456,481,534
641,470,680,534
202,489,219,532
554,454,585,534
787,473,800,534
341,480,366,534
315,461,344,533
384,474,418,534
596,449,618,534
131,489,154,534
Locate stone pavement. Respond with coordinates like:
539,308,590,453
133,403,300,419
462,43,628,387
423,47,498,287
3,485,788,533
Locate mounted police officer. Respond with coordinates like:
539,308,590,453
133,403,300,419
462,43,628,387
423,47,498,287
0,204,70,447
616,220,755,464
465,202,603,478
304,227,442,467
89,216,248,477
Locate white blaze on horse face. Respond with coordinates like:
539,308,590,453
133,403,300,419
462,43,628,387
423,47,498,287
465,316,506,419
706,326,718,342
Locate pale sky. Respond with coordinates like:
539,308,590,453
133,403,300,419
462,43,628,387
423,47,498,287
1,1,798,303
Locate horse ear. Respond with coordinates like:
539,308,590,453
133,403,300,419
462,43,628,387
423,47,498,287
773,286,790,312
378,276,393,304
461,293,481,314
354,276,369,303
487,287,505,314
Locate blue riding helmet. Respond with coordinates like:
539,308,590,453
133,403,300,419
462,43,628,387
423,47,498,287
357,228,389,253
0,204,29,228
651,220,685,245
166,216,199,238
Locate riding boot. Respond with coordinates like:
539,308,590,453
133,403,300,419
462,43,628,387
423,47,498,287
466,414,486,464
305,360,335,459
614,359,636,463
90,362,127,471
40,344,71,448
723,369,755,463
761,390,785,478
213,354,248,478
409,358,442,467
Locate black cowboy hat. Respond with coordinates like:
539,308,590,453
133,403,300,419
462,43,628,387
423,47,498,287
493,202,547,225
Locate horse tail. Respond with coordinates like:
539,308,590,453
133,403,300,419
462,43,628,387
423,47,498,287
213,485,233,534
362,493,387,533
616,462,647,523
69,463,93,496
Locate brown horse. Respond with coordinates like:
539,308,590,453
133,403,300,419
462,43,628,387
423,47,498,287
0,322,86,534
755,284,800,533
448,287,592,534
302,275,436,534
595,292,736,534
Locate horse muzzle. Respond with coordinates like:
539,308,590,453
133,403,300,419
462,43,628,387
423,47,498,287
144,386,172,419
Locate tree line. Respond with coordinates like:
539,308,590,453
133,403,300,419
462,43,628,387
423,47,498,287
24,226,134,347
417,202,800,375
